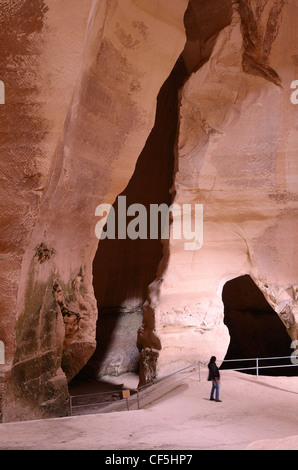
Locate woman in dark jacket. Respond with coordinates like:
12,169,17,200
208,356,222,402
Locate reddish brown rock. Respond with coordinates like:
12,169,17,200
0,0,188,421
1,0,298,420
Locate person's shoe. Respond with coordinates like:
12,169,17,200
215,400,222,402
210,398,215,401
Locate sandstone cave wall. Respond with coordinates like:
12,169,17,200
0,0,94,421
1,0,298,421
138,0,298,381
0,0,188,422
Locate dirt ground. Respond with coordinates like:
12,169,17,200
1,369,298,450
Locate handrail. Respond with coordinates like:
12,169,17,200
220,355,294,362
198,355,295,364
69,362,198,415
198,355,298,380
136,361,198,393
70,362,198,403
70,388,126,401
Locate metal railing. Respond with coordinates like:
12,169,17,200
69,355,298,415
69,362,198,416
69,389,126,415
198,355,298,381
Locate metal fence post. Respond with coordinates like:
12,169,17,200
256,358,259,378
137,389,140,410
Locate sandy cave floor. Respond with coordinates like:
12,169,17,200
1,369,298,451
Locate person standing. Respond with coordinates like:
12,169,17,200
208,356,222,402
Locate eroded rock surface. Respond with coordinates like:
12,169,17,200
138,0,298,382
0,0,188,421
1,0,298,419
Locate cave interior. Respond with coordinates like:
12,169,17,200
69,0,295,396
221,275,295,376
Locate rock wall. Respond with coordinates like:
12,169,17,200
84,54,188,379
0,0,188,421
138,0,298,382
1,0,298,420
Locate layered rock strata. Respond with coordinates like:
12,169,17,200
1,0,298,421
0,0,188,421
138,0,298,382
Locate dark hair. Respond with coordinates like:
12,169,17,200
210,356,216,363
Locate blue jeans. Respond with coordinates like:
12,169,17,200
210,379,220,401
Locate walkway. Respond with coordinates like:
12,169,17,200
0,370,298,450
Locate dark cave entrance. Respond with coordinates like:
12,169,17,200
221,275,296,376
69,57,189,393
68,0,235,395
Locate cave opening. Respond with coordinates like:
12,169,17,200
68,55,189,397
68,0,235,397
67,0,237,400
221,275,296,376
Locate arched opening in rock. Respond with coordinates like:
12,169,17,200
221,275,296,376
68,57,189,396
68,0,235,396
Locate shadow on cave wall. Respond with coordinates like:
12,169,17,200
70,0,234,389
221,275,297,376
72,57,189,385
